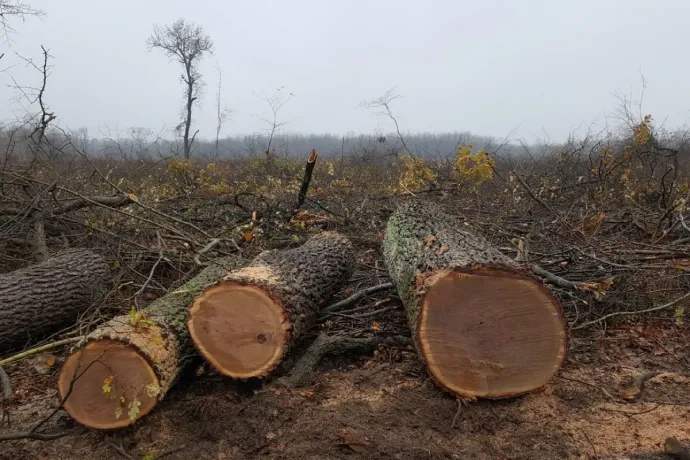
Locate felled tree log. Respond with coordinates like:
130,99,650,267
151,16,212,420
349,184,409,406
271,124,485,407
187,232,355,379
58,256,244,430
0,249,108,351
383,200,568,400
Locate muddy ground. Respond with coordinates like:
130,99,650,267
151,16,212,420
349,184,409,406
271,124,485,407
2,320,689,460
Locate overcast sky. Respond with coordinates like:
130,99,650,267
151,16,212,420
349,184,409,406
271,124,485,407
1,0,688,142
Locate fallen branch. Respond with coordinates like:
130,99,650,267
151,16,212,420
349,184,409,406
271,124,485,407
285,333,413,387
531,264,582,290
56,194,137,214
320,282,395,314
572,291,690,330
0,337,83,367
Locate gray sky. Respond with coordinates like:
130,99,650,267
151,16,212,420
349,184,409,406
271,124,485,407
1,0,688,142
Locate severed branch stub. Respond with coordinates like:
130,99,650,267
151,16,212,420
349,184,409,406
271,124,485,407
187,232,355,380
383,200,568,400
293,148,318,214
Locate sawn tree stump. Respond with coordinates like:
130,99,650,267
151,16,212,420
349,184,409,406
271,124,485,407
383,200,568,400
187,231,355,379
0,249,108,351
58,256,244,429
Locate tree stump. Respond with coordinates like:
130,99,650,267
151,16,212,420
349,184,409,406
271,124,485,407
383,200,568,400
187,232,355,379
57,256,244,430
0,249,108,351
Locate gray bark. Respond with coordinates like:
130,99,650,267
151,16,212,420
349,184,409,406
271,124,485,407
0,249,109,351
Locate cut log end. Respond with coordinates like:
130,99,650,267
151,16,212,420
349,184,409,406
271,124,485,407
58,339,159,430
419,269,567,399
187,283,289,379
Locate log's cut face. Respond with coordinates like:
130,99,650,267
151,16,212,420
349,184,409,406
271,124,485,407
187,283,289,379
419,269,567,399
58,339,159,430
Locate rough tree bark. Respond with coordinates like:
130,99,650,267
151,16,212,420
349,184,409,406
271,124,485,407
0,249,108,351
57,256,244,430
383,200,568,400
187,232,355,379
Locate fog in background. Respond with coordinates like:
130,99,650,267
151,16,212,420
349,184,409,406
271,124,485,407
1,0,689,149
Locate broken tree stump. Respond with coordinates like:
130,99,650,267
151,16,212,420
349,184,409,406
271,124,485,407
382,200,568,400
58,256,244,430
0,249,108,351
187,231,355,379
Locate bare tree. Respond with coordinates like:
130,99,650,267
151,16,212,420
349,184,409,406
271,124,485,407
147,18,213,159
214,64,230,157
0,1,43,44
360,87,412,157
254,86,295,158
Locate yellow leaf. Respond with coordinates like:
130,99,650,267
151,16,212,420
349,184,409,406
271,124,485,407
422,235,437,246
102,375,114,397
146,383,161,398
42,353,57,367
114,405,122,419
128,398,141,422
113,260,120,270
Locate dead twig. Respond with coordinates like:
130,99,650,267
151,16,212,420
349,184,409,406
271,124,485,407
572,291,690,330
106,439,135,460
321,282,395,314
555,374,616,401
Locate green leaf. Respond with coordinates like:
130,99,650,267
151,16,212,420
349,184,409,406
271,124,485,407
128,398,141,422
114,405,122,419
146,383,161,398
142,454,154,460
675,306,685,325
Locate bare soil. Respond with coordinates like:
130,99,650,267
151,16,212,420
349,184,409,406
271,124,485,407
2,321,689,460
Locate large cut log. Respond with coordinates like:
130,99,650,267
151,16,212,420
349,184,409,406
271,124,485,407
383,200,568,400
57,256,244,430
0,249,108,351
187,231,355,379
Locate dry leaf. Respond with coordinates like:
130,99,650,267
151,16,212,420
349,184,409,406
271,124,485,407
371,322,382,332
338,430,367,453
243,232,254,242
422,235,436,246
438,245,449,255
